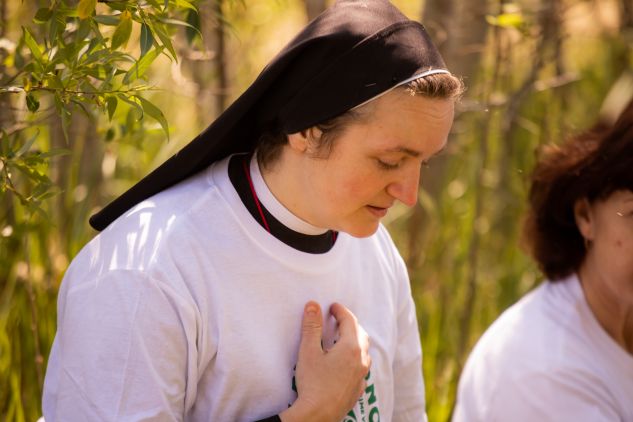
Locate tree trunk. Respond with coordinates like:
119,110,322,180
405,0,489,269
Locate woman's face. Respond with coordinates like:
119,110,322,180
289,90,455,237
577,189,633,302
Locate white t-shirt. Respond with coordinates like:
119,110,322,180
453,274,633,422
43,156,426,422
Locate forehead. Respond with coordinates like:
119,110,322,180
607,189,633,203
352,90,455,151
362,90,454,128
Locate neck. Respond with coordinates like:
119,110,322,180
258,149,319,228
578,261,633,355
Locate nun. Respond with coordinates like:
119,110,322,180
42,0,463,421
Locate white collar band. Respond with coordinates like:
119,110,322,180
250,153,329,235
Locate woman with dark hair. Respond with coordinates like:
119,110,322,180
42,1,463,421
453,99,633,421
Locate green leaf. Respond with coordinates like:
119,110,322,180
26,93,40,112
47,74,65,89
158,17,201,38
116,93,144,115
169,0,197,11
77,0,97,19
33,8,53,23
60,109,71,143
136,96,169,140
105,127,116,141
111,11,133,50
55,6,80,17
140,23,154,58
104,2,128,11
124,46,162,84
22,27,43,62
152,22,177,61
185,9,200,44
48,11,67,42
94,15,120,26
106,96,118,120
36,148,71,159
12,162,50,184
76,18,92,40
16,130,40,157
485,13,524,29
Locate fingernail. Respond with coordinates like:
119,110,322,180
306,304,318,316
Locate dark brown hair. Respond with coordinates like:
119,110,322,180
257,72,464,169
523,99,633,280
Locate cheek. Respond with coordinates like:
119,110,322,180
337,174,380,201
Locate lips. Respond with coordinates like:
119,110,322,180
367,205,389,218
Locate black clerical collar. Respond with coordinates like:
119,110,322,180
228,154,337,254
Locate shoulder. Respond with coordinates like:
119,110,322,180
63,165,225,301
454,276,623,421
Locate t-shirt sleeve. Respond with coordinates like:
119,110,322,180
391,254,427,422
43,270,199,422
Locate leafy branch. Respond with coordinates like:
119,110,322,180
0,0,202,218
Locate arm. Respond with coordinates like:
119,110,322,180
43,271,197,421
278,302,371,422
392,259,427,421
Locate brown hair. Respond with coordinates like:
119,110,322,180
523,98,633,280
257,72,464,169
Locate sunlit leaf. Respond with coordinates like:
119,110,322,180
124,46,162,84
169,0,197,11
111,11,133,50
77,0,97,20
485,13,524,29
22,27,43,62
152,22,177,61
136,96,169,140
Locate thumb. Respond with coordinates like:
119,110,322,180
299,301,323,355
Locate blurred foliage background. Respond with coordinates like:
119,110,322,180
1,0,631,420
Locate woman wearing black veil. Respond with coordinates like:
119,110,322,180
43,1,462,420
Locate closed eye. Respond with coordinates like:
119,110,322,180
376,159,401,170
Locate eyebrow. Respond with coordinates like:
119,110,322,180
384,144,447,159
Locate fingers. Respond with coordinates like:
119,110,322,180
329,302,358,338
330,302,371,378
331,303,370,352
299,301,323,356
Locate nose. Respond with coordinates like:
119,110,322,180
386,166,420,207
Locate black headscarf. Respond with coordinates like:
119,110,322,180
90,0,448,230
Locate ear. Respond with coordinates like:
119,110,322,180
287,131,309,153
287,127,323,154
573,198,595,241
